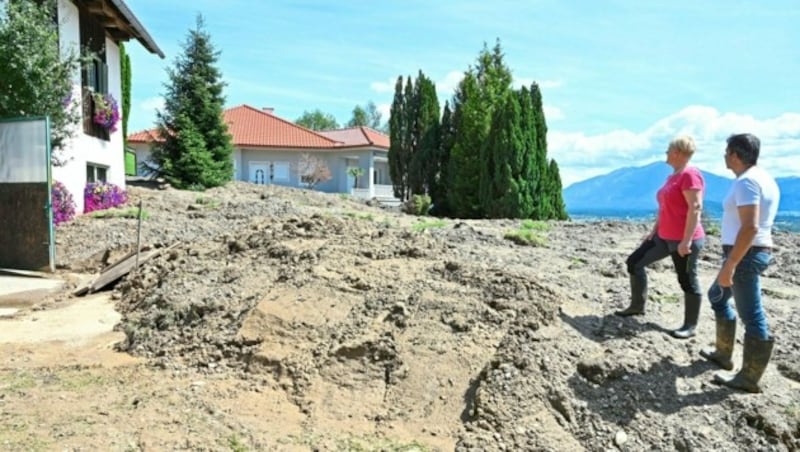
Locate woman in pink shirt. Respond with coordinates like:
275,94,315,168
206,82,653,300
615,135,706,339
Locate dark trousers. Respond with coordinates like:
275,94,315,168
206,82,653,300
626,235,704,310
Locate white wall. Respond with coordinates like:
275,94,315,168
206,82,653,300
52,0,125,213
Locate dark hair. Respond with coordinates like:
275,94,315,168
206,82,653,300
726,133,760,165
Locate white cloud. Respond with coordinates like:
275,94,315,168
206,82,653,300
551,106,800,187
376,102,391,121
370,77,396,94
139,96,164,115
437,70,465,97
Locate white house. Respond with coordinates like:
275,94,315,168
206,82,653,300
128,105,398,202
52,0,163,213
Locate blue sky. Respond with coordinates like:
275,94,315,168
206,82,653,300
124,0,800,186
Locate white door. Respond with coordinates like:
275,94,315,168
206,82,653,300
249,162,269,185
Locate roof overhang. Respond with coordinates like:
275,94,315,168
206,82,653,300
81,0,164,58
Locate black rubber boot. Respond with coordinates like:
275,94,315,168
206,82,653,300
699,318,736,370
714,335,775,393
671,293,701,339
615,274,645,317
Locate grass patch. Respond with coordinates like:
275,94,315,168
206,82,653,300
90,207,149,220
227,434,249,452
504,229,547,247
338,193,351,201
411,219,447,232
335,436,431,452
520,219,550,232
0,371,36,392
569,257,588,266
785,403,800,420
56,372,110,391
342,211,375,221
653,293,681,305
195,196,221,209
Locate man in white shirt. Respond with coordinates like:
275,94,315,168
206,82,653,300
700,133,780,393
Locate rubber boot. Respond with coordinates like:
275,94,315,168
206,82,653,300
699,318,736,370
615,274,645,317
714,335,775,393
671,293,701,339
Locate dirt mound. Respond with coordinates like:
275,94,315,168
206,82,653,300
45,182,800,450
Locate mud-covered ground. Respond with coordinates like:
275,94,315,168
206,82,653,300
1,181,798,451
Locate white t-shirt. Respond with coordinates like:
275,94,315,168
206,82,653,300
721,165,780,247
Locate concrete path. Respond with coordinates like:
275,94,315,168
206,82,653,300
0,275,65,317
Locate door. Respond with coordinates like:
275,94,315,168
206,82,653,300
0,117,54,272
249,162,269,185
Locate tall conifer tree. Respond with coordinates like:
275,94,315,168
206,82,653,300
408,71,440,196
120,43,132,145
388,76,408,199
151,15,233,189
448,41,513,218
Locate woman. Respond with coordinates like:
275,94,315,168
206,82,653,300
615,135,706,339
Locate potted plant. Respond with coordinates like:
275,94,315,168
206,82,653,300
92,92,120,133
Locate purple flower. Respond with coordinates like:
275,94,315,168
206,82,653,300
92,92,121,132
52,181,76,226
84,182,128,213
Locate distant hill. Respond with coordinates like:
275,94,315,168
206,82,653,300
563,162,800,214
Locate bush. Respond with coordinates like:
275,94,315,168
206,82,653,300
84,182,128,213
51,180,76,226
403,194,432,216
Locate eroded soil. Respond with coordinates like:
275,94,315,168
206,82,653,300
1,182,798,451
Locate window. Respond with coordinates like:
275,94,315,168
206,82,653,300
87,163,108,183
272,162,290,182
79,5,109,140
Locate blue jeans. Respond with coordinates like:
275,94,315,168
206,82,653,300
707,247,772,339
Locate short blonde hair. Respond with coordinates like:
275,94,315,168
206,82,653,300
669,135,697,156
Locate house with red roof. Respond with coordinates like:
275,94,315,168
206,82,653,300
128,105,396,201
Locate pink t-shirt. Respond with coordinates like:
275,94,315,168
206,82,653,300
656,166,705,241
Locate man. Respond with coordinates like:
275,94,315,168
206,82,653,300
700,133,780,393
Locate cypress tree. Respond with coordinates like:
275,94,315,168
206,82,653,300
388,76,407,199
430,101,454,216
151,15,233,189
120,42,132,145
548,159,569,220
516,86,538,218
401,77,416,200
409,71,440,196
448,41,513,218
530,82,553,219
447,72,485,218
481,90,523,218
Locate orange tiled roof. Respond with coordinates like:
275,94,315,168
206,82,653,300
128,105,345,149
128,128,162,143
318,126,390,150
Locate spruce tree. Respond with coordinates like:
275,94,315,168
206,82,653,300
151,15,233,189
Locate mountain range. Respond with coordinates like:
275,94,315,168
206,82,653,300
563,162,800,215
